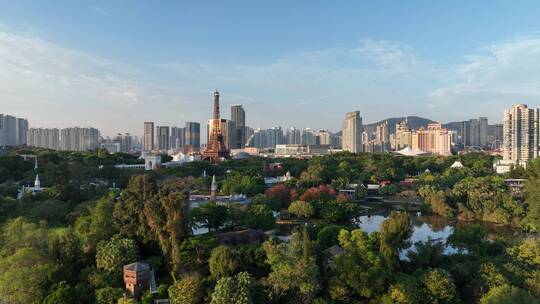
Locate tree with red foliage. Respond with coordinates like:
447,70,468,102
299,185,337,202
336,193,350,203
265,184,292,209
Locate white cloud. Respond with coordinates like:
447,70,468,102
2,27,540,136
0,30,200,136
425,36,540,121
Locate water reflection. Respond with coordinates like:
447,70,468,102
356,213,458,257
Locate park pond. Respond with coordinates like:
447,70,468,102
193,207,522,259
277,209,522,258
359,210,522,257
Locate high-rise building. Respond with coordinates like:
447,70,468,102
170,127,185,150
246,128,263,149
27,128,60,150
286,127,301,144
479,117,488,147
143,122,154,151
394,119,412,149
318,130,331,145
185,122,201,152
244,126,254,146
375,121,390,152
492,124,503,147
245,127,284,149
330,133,342,149
115,133,132,152
412,123,451,156
342,111,363,153
230,104,246,149
267,127,285,149
461,117,489,148
0,114,27,146
60,127,100,151
503,104,539,163
301,128,317,145
16,118,29,146
156,126,170,150
132,135,142,151
1,115,16,146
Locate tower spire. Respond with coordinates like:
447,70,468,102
202,90,230,162
213,90,220,120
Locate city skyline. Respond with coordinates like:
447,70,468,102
3,2,540,136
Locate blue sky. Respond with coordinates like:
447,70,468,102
1,1,540,136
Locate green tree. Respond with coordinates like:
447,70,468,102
288,200,315,219
420,269,457,304
379,211,413,269
43,282,78,304
479,284,538,304
244,203,275,230
191,201,229,232
329,229,389,302
96,234,139,274
75,194,118,253
299,163,325,186
95,287,124,304
479,262,508,289
426,191,455,219
507,237,540,267
26,199,71,225
209,245,240,279
383,273,421,304
168,273,203,304
263,231,320,303
48,228,84,283
81,266,118,289
406,238,445,269
524,158,540,231
0,217,48,256
145,180,191,274
0,247,56,304
211,272,255,304
316,225,342,249
447,224,486,255
319,199,358,222
117,297,137,304
355,184,367,199
378,184,399,197
506,237,540,297
113,175,156,244
221,173,265,196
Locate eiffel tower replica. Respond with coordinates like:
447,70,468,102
202,90,230,162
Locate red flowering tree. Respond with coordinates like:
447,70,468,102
336,193,350,203
299,185,337,202
265,184,292,208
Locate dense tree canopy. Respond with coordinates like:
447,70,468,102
96,234,139,274
0,149,538,303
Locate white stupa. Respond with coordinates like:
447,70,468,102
450,161,464,169
17,156,46,199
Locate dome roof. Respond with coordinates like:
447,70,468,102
450,161,464,168
232,152,251,160
395,146,430,156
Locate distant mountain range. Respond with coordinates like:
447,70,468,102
364,116,434,134
333,116,494,136
361,116,463,135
